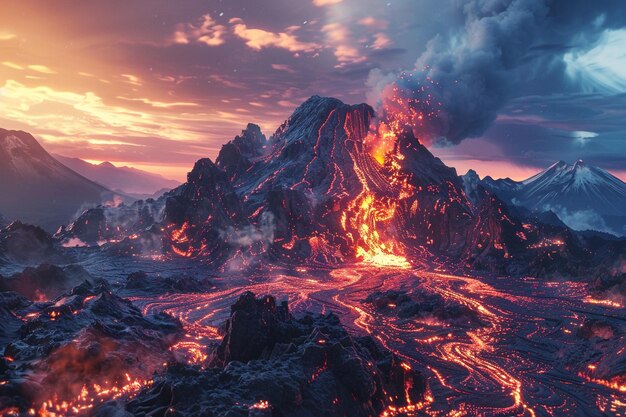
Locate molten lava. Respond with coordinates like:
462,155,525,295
340,111,415,268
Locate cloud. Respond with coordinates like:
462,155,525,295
230,18,320,54
172,13,227,46
313,0,343,6
28,65,56,74
322,23,366,66
272,64,297,74
547,205,617,235
367,0,626,147
0,32,16,41
120,74,142,86
3,62,23,70
0,79,231,145
116,96,199,108
564,29,626,93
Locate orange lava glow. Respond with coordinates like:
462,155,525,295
339,108,417,268
35,374,152,417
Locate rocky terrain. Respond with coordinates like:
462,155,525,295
0,280,182,415
96,292,427,417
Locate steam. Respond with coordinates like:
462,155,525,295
367,0,626,146
220,211,275,247
546,205,617,236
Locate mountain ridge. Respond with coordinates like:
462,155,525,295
463,161,626,236
0,129,123,232
53,154,180,196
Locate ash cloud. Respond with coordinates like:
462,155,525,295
367,0,626,146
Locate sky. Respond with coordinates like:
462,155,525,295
0,0,625,182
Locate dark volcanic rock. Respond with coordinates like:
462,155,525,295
0,291,29,348
120,270,214,295
0,263,92,300
366,289,483,327
55,198,165,247
216,123,267,181
0,281,182,413
212,291,291,365
0,221,68,265
163,158,249,262
98,292,427,417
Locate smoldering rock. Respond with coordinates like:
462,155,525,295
0,263,92,301
56,198,166,247
0,280,183,413
366,288,484,327
96,292,427,417
119,270,214,296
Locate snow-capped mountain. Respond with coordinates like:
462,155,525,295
53,155,180,197
464,160,626,235
0,129,123,232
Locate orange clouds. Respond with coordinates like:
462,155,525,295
172,14,227,47
0,32,16,41
313,0,343,6
322,23,366,66
27,64,56,74
170,14,320,56
230,18,320,54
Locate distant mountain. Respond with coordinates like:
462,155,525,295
462,161,626,236
0,129,121,232
53,155,180,196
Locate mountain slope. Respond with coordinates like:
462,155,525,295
0,129,118,232
464,161,626,235
53,155,180,196
57,96,626,278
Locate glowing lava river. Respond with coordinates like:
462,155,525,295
109,261,626,417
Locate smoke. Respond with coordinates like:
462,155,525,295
367,0,626,146
545,204,617,235
220,211,276,247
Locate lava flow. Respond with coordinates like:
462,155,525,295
129,265,626,417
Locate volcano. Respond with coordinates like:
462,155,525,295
0,129,125,232
466,160,626,236
57,96,626,278
160,96,476,267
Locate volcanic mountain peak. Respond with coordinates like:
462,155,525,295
467,160,626,235
520,160,626,203
274,95,374,146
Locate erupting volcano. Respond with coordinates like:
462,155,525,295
1,93,626,417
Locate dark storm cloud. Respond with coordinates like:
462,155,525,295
367,0,626,146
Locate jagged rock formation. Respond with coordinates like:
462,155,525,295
366,289,483,327
55,198,164,247
119,271,214,295
0,222,68,265
42,96,626,278
97,292,427,417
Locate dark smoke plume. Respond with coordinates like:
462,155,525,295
367,0,626,146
